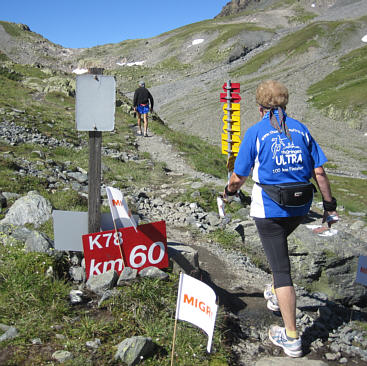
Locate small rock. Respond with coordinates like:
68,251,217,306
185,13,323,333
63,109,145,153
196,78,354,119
86,338,101,349
0,324,18,342
52,350,73,363
69,289,84,305
139,266,168,280
114,336,156,365
117,267,138,286
31,338,42,345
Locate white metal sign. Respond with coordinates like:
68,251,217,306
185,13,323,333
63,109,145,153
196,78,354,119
76,74,115,131
53,210,139,251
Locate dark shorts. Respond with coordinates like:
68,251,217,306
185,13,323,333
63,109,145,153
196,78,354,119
137,104,149,114
254,216,305,289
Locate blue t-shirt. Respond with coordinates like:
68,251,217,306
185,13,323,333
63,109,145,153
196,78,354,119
234,109,327,218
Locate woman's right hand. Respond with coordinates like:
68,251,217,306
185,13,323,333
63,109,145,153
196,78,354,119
322,211,339,228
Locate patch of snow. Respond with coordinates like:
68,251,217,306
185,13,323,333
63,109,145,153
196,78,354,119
192,39,204,46
362,35,367,43
72,68,88,75
116,61,145,67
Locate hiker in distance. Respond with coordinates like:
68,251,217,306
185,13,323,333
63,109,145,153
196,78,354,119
223,79,339,358
133,80,154,137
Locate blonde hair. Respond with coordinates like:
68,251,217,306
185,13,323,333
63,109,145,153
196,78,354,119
256,80,289,108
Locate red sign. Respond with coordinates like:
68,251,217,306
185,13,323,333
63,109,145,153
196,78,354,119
220,92,241,103
222,82,240,93
82,220,168,280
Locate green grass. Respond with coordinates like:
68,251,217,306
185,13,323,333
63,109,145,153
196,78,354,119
0,244,229,365
0,21,23,37
0,51,10,62
307,45,367,123
288,5,317,24
313,174,367,219
231,20,358,77
157,56,190,71
323,161,338,170
209,229,240,251
149,119,227,179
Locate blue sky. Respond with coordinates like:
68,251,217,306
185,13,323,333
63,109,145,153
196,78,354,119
1,0,227,49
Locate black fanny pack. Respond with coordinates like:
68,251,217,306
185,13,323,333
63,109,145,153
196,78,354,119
257,181,316,207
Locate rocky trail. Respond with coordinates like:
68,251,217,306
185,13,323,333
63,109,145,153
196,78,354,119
134,126,228,188
134,125,367,365
0,110,366,365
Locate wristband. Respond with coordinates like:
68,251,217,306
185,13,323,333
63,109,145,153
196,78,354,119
225,185,237,196
323,197,337,211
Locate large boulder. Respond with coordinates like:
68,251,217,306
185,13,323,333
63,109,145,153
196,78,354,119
0,191,52,228
289,226,367,307
241,217,367,306
43,76,75,96
168,244,200,277
25,230,53,253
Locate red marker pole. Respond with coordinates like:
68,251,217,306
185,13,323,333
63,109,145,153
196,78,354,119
226,80,232,179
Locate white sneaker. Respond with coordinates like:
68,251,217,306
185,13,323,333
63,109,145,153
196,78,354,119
137,130,142,135
264,284,280,311
269,325,302,358
264,283,273,300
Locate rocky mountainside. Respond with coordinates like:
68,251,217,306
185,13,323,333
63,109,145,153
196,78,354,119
0,1,367,364
3,0,366,179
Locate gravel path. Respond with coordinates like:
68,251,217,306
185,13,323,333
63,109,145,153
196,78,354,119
135,127,228,188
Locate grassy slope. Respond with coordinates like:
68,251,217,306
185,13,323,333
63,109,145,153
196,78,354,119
0,243,229,365
307,44,367,125
231,20,358,76
0,60,231,365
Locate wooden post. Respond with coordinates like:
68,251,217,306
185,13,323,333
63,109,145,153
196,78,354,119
87,68,104,233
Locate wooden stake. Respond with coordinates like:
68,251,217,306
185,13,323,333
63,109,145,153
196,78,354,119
170,317,178,366
88,130,102,233
112,219,126,268
87,67,104,234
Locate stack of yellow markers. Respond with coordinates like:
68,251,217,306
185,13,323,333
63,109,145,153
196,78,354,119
221,102,241,156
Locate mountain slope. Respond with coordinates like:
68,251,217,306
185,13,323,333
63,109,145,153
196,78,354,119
0,0,366,178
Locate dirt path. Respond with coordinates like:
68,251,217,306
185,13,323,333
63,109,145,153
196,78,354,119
135,127,228,188
134,123,268,303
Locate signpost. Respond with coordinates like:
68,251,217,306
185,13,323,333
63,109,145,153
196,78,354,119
75,68,116,233
217,81,242,217
220,80,241,176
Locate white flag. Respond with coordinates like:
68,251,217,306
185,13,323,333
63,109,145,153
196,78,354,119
175,273,218,352
106,186,137,231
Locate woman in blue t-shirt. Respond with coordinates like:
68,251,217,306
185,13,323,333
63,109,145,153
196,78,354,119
224,80,339,358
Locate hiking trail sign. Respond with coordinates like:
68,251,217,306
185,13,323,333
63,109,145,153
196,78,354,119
82,220,168,280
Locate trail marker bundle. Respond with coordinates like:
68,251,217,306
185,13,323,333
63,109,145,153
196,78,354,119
220,80,241,174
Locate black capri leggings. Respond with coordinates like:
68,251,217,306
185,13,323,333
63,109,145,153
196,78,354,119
254,216,305,289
